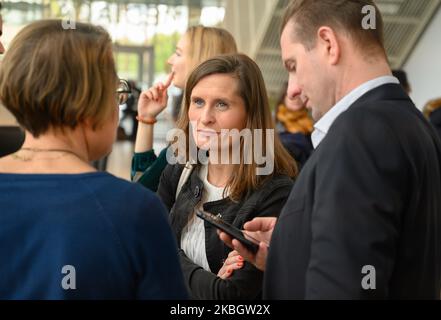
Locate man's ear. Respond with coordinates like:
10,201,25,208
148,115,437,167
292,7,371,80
316,26,341,65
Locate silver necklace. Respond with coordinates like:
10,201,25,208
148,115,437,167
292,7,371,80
12,147,84,162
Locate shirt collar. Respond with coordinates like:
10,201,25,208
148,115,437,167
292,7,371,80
311,75,400,148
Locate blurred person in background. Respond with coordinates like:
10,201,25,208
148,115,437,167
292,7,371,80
0,2,25,157
424,97,441,140
275,82,313,168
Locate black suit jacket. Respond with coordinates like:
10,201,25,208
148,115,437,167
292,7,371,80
0,126,24,157
264,84,441,299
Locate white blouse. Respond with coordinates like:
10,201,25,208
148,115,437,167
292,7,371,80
180,165,225,272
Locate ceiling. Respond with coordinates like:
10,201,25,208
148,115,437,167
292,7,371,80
224,0,441,96
2,0,225,10
4,0,440,97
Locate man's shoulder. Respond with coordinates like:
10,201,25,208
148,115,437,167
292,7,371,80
344,84,418,124
332,93,419,137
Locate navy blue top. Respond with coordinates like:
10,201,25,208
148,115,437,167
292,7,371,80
0,172,188,299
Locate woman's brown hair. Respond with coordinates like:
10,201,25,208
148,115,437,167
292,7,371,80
0,19,117,137
176,53,297,201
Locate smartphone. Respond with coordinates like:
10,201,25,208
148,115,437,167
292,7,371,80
196,209,260,253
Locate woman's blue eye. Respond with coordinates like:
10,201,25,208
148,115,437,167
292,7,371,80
193,99,204,107
217,101,228,109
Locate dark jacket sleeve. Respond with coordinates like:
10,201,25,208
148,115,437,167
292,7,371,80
179,178,293,300
305,108,407,299
131,148,169,192
157,163,184,212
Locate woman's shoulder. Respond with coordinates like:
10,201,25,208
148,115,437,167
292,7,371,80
89,172,159,201
260,173,294,191
241,174,294,205
85,173,169,226
161,162,187,183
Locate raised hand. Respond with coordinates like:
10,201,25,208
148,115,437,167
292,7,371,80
137,72,174,120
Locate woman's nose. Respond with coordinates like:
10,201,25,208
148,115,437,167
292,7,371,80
200,107,215,125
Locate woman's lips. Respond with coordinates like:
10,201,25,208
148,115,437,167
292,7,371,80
197,129,218,135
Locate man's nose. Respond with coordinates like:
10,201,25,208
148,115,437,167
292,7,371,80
287,81,302,100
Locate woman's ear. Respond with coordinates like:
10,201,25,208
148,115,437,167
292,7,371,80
316,26,341,66
83,118,96,131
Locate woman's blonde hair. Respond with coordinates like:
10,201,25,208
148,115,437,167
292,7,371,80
176,54,297,202
0,20,117,137
184,26,238,71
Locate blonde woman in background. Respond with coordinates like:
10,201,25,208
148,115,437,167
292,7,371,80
132,26,238,191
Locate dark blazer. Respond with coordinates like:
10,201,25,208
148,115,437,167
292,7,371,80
0,126,24,157
429,107,441,141
264,83,441,299
158,163,293,300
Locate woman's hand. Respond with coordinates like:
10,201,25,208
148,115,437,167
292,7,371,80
217,250,244,279
137,72,174,119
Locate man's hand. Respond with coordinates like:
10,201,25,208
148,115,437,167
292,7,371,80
218,217,277,271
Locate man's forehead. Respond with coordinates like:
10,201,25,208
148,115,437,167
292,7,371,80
281,33,299,61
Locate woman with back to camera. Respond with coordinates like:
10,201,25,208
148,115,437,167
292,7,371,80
0,20,187,299
157,53,297,299
132,26,238,192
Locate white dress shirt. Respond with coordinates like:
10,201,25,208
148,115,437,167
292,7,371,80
311,76,400,148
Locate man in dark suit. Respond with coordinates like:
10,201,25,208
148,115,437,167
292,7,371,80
220,0,441,299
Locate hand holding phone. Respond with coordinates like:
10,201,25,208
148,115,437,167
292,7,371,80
196,209,261,253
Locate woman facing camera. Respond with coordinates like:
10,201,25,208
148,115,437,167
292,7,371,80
157,54,297,299
0,20,187,299
132,26,237,191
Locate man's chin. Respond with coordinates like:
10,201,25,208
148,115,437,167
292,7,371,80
311,108,323,122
